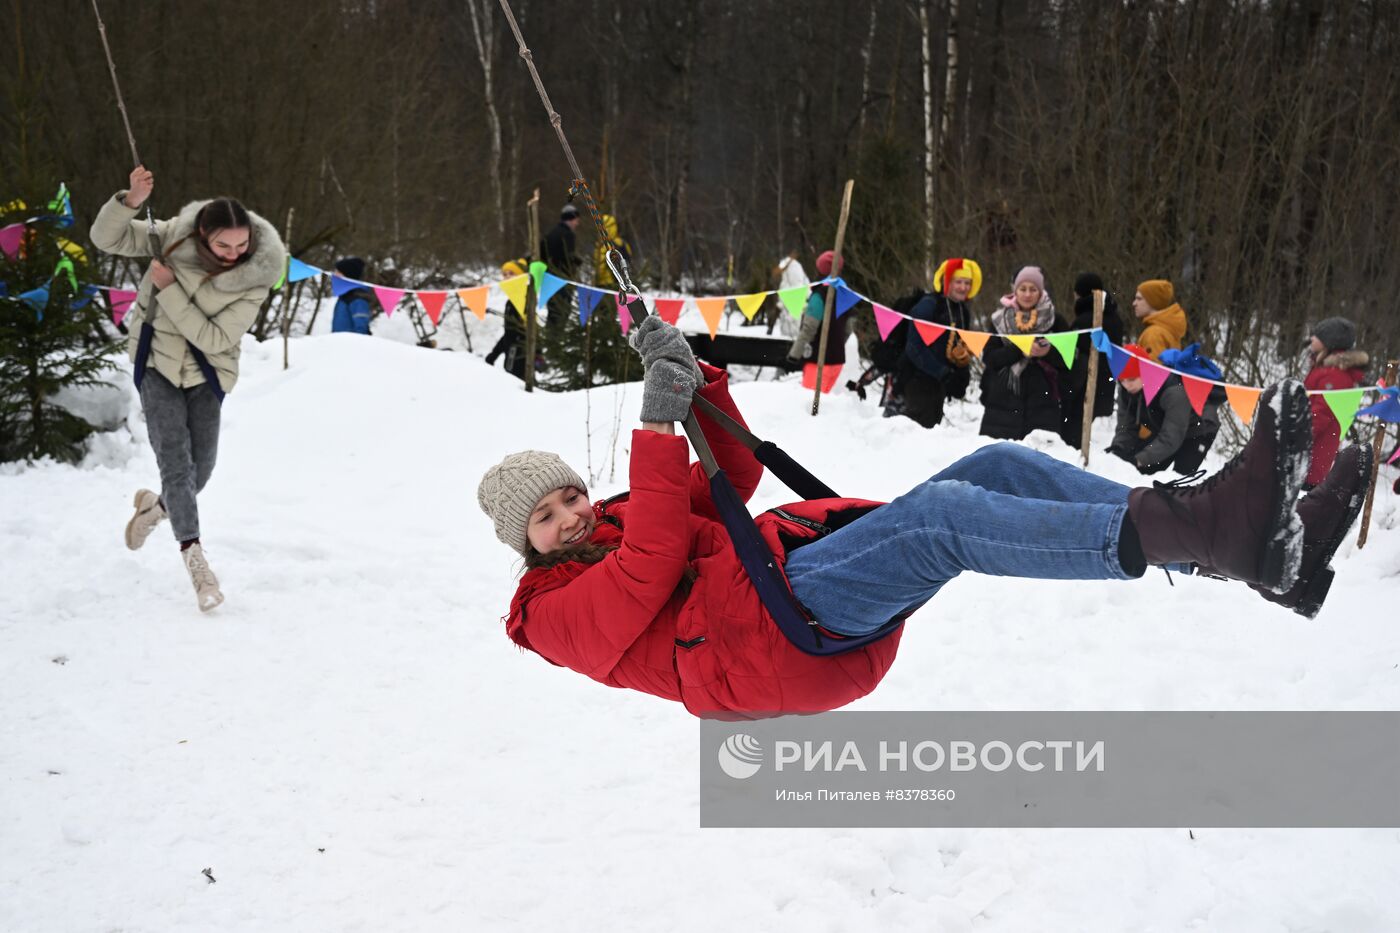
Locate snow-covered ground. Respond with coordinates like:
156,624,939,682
3,324,1398,932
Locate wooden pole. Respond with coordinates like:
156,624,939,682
1079,289,1105,466
1357,359,1398,549
280,207,295,370
524,188,540,393
811,178,855,416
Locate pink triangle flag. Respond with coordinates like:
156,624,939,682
374,286,405,318
0,223,24,260
616,293,635,333
1140,359,1171,404
109,288,138,326
416,290,448,326
872,304,903,341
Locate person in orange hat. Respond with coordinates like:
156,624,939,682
1131,279,1189,361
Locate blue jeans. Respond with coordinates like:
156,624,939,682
785,443,1150,636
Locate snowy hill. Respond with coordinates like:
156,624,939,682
3,332,1399,932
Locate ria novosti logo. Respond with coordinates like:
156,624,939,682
718,734,764,779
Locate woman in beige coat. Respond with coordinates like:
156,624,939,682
91,166,286,611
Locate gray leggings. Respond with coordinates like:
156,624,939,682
139,370,221,542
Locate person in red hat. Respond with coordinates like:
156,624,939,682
1106,344,1223,474
785,249,849,392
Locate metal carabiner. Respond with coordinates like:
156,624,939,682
605,247,642,302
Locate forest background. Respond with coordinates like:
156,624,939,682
4,0,1398,382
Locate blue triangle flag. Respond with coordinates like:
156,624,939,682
330,275,361,297
1108,344,1129,378
71,284,99,310
1357,387,1400,423
20,284,50,319
834,284,862,318
1091,328,1112,354
577,286,605,324
538,272,568,307
288,258,321,284
0,280,8,297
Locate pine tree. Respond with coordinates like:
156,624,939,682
0,202,119,464
537,290,638,390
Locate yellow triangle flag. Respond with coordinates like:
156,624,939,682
694,297,726,338
457,286,489,320
956,329,992,358
1225,385,1262,425
735,292,767,321
499,274,530,319
1006,334,1037,356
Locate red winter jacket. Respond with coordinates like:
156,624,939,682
505,364,903,719
1305,350,1369,486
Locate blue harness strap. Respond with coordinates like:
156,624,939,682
132,320,226,404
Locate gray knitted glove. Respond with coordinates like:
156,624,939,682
629,314,703,384
639,359,698,423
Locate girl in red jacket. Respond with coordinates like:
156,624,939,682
1304,317,1369,488
478,318,1365,719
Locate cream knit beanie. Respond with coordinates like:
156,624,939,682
477,451,587,556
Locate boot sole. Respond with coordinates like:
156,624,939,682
125,490,162,551
1257,381,1311,593
1290,445,1373,619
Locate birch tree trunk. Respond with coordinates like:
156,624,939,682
919,0,936,274
465,0,506,243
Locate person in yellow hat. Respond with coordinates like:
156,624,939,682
886,257,981,427
1131,278,1189,361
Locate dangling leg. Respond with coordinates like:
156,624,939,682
929,442,1131,507
140,371,200,545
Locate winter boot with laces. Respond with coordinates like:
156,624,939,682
1126,379,1312,592
125,489,167,550
181,543,225,613
1244,444,1373,619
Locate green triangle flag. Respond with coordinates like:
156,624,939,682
1046,331,1078,369
528,260,548,298
1323,388,1366,439
778,285,809,319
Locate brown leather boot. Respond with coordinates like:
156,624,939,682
1127,379,1311,591
1246,444,1372,618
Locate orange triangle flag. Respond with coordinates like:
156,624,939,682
694,297,726,338
500,274,530,319
956,329,992,358
417,291,448,326
735,292,767,321
1225,385,1262,425
457,286,489,320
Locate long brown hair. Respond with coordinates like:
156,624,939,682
522,539,698,597
163,197,256,279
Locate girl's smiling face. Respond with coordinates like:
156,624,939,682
526,486,594,555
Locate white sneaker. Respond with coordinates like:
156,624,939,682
182,543,224,612
125,489,167,550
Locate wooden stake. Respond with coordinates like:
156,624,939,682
811,178,855,416
524,189,541,393
1358,358,1398,549
1080,289,1105,466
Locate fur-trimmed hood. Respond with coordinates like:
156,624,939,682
164,199,286,293
1316,349,1369,372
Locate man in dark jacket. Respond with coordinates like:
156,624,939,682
330,257,373,336
1059,272,1124,446
540,204,581,335
1108,344,1222,474
887,257,981,428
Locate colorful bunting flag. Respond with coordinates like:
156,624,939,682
1108,345,1129,378
913,321,947,345
1181,374,1214,415
955,329,991,358
538,272,568,307
1224,385,1261,425
19,284,49,319
1140,360,1170,404
109,288,138,326
577,286,606,324
71,284,98,310
287,258,321,283
417,290,448,326
330,275,360,298
1090,328,1112,354
373,286,405,318
1322,388,1366,439
833,285,861,317
457,286,489,320
735,292,767,321
654,298,685,325
778,284,809,319
1005,334,1037,356
872,304,903,341
528,260,547,298
616,294,637,332
0,223,24,260
1046,331,1079,369
694,297,725,338
500,274,530,319
1357,387,1400,423
53,255,77,291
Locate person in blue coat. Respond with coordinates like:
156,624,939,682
330,256,373,335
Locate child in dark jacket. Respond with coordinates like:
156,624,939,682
1304,317,1369,488
1108,343,1223,475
